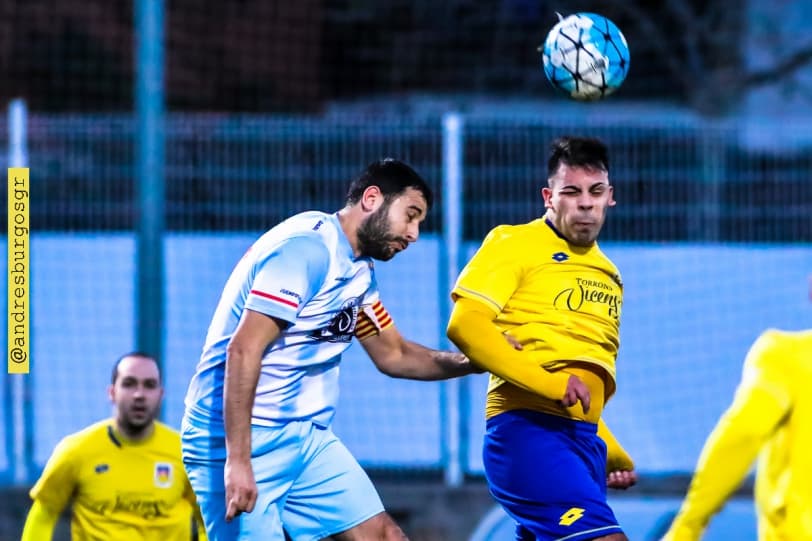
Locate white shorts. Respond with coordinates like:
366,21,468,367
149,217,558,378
181,413,385,541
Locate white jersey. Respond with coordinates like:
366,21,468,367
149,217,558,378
184,211,379,428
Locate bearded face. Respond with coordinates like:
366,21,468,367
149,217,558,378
357,198,409,261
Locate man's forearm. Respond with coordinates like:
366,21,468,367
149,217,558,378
447,304,569,400
388,341,472,380
223,348,261,461
21,500,59,541
667,419,760,539
598,418,634,471
668,388,783,538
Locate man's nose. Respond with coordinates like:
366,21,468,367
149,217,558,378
578,195,594,209
405,222,420,242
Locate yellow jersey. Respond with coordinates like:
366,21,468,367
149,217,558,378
30,419,202,541
665,329,812,541
452,216,622,419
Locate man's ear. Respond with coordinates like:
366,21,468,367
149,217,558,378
607,185,616,207
108,384,115,404
360,185,384,212
541,187,554,210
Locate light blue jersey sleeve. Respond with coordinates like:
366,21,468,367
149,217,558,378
363,271,380,306
245,235,331,324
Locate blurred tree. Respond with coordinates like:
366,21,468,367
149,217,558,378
2,0,812,114
604,0,812,115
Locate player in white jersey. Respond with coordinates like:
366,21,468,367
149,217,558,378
182,159,479,541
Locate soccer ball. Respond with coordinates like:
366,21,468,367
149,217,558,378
541,12,630,101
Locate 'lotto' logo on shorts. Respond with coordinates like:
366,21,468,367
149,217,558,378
558,507,585,526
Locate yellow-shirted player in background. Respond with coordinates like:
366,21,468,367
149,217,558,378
663,328,812,541
447,136,636,541
21,353,206,541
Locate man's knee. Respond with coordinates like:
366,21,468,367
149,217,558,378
591,533,628,541
331,512,408,540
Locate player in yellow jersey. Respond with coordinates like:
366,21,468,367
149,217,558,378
447,136,636,541
21,353,206,541
663,328,812,541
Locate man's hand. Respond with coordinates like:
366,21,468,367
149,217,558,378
462,356,487,374
607,469,637,490
224,458,257,522
562,374,591,413
504,333,590,412
503,333,523,351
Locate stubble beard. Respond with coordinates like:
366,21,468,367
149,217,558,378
357,201,398,261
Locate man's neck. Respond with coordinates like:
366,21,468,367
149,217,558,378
113,419,155,443
336,206,363,258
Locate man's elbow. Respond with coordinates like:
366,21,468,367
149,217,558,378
379,365,408,379
446,311,467,348
225,339,260,362
372,356,407,379
717,410,775,447
369,341,414,379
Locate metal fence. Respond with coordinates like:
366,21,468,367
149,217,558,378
10,110,812,239
2,111,812,486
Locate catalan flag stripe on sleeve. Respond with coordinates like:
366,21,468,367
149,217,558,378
355,300,394,340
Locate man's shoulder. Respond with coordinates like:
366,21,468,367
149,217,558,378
258,211,336,248
590,244,622,276
71,419,113,442
753,328,812,359
50,420,113,460
150,421,184,452
282,210,334,232
482,221,541,244
152,421,181,440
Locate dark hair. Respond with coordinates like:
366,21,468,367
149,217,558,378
547,136,609,180
345,158,433,209
111,351,160,384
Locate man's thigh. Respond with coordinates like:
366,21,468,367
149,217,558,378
483,409,624,541
182,416,308,541
282,426,386,541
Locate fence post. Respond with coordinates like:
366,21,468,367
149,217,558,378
135,0,166,383
7,98,32,485
699,124,725,241
440,112,465,486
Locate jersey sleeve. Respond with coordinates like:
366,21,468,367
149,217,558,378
355,300,395,340
665,330,793,540
737,329,793,412
29,436,80,513
354,274,395,341
245,235,331,325
452,226,524,313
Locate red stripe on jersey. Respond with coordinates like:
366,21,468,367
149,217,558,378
249,289,298,308
378,315,393,329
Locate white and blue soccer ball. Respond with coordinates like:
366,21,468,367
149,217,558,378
541,12,630,101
